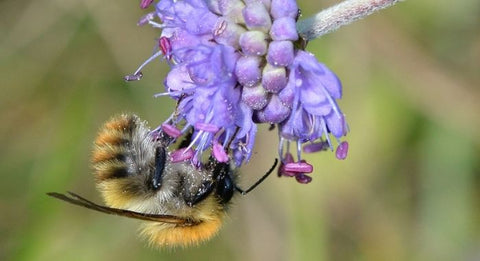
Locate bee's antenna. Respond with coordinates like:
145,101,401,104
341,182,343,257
236,158,278,195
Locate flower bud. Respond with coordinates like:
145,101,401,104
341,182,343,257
242,1,272,33
262,63,287,93
235,55,262,87
267,40,294,66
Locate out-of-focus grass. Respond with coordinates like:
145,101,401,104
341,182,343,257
1,0,479,261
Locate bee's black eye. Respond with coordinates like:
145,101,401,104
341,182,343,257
216,173,234,204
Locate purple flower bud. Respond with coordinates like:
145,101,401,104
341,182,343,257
217,0,246,23
270,0,298,19
214,18,246,50
267,40,294,67
239,31,268,56
244,0,271,11
205,0,222,14
235,55,262,87
255,94,291,123
270,17,299,41
241,83,269,110
262,63,287,93
161,123,182,138
242,1,272,33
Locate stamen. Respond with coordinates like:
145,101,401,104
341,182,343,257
342,115,350,135
295,173,312,184
124,72,143,82
320,117,333,150
140,0,154,9
279,169,296,177
278,137,285,161
161,123,182,138
137,12,155,26
154,89,192,98
213,20,227,36
153,92,172,97
278,153,296,177
195,122,219,133
296,141,302,161
181,124,192,134
284,162,313,173
149,130,162,141
130,50,164,77
221,129,230,148
159,37,171,59
197,132,210,153
148,21,165,28
212,141,229,163
170,148,194,162
335,141,349,160
320,82,342,117
307,114,316,136
184,131,203,151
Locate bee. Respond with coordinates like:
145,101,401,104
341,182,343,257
48,114,277,247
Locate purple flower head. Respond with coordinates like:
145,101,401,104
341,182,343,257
129,0,349,183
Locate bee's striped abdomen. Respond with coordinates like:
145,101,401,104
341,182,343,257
92,114,138,182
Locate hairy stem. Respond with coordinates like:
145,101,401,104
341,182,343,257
297,0,402,41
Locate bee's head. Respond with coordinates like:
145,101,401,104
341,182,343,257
180,160,235,208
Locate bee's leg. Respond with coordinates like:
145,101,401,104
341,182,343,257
151,147,166,190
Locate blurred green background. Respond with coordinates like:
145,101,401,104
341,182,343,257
1,0,479,260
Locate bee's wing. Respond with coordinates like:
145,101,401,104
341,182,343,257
47,192,191,225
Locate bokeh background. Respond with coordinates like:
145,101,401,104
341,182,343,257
1,0,479,260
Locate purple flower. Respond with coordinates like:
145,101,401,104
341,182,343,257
129,0,349,183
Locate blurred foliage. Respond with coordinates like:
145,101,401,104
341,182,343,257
1,0,479,260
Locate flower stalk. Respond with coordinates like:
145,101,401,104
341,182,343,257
297,0,402,41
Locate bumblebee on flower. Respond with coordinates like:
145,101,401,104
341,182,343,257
129,0,350,184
